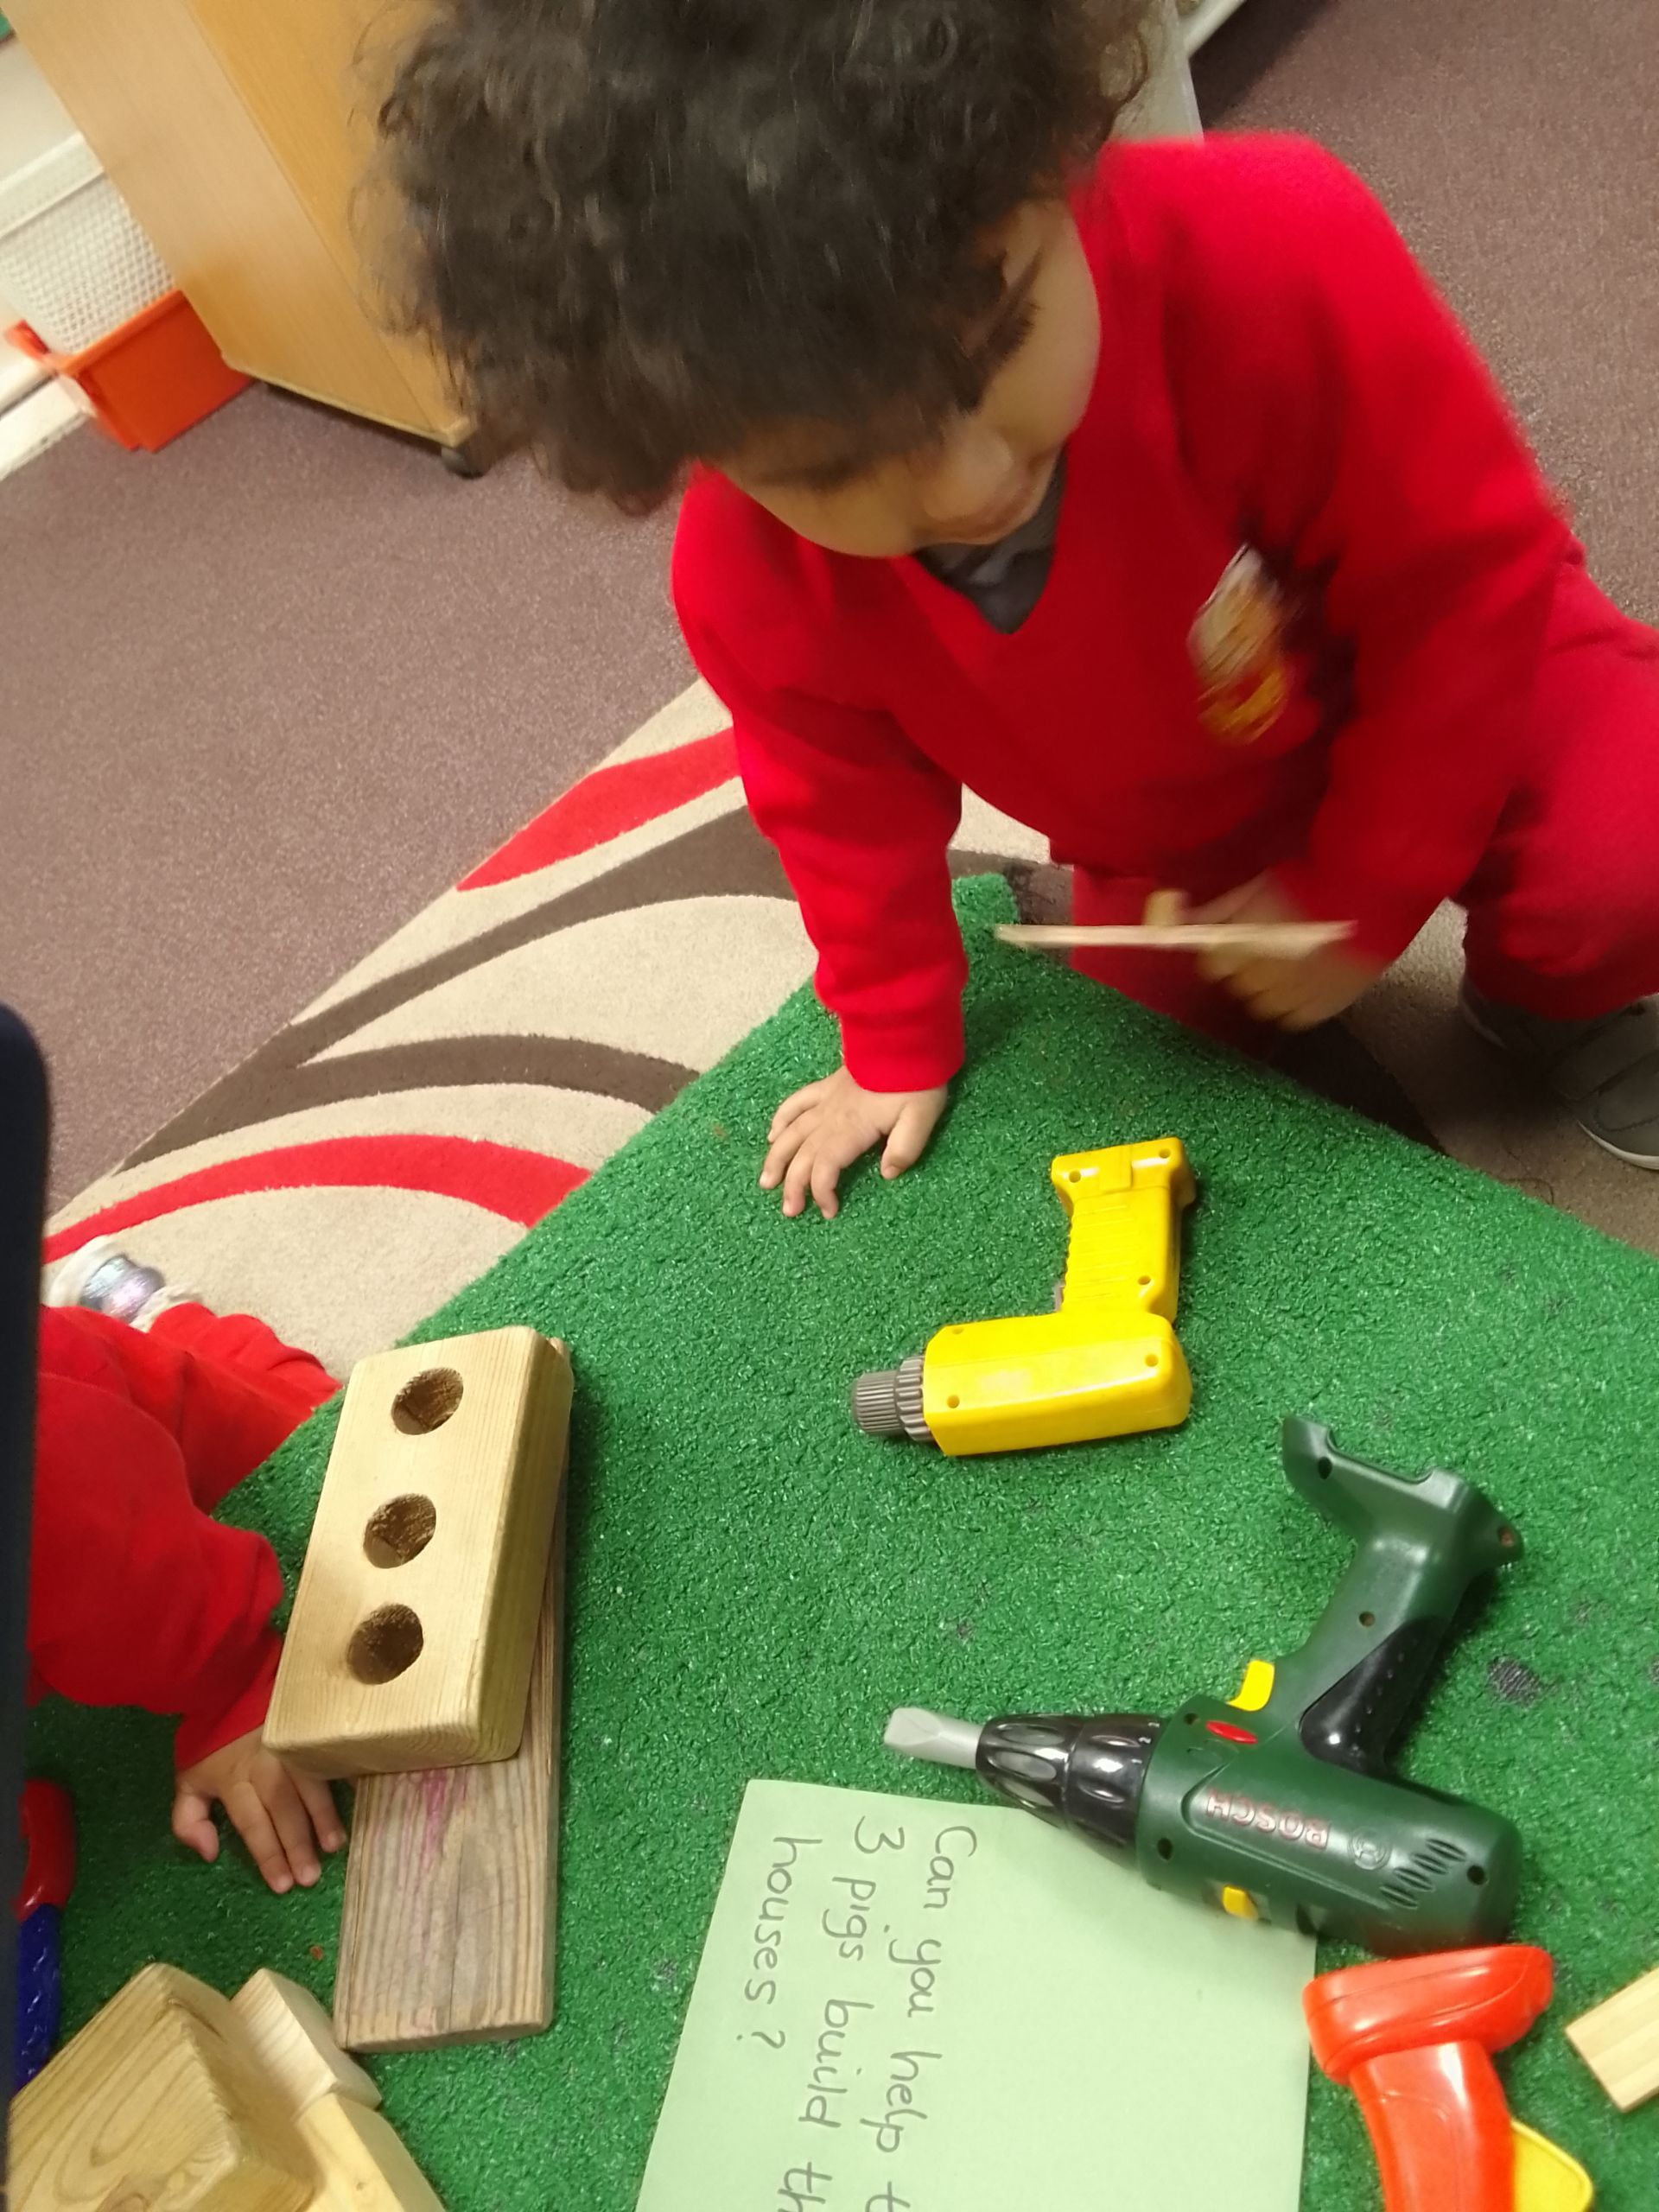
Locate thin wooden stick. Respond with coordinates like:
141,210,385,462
995,919,1353,956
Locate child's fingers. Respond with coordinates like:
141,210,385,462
1247,988,1306,1027
809,1145,845,1220
880,1099,940,1179
767,1080,830,1142
1279,971,1359,1030
1219,957,1284,1005
1189,874,1269,927
170,1786,220,1865
1199,931,1281,987
224,1783,296,1895
295,1769,344,1854
760,1114,816,1191
781,1132,822,1217
1192,877,1280,982
1198,943,1247,984
257,1767,323,1887
1237,969,1321,1028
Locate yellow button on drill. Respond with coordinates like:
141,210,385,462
1230,1659,1276,1713
1220,1886,1260,1921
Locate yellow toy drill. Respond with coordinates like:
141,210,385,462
852,1138,1197,1457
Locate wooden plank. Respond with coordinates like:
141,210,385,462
299,2094,446,2212
1566,1961,1659,2112
995,920,1353,956
231,1969,380,2119
266,1332,570,1777
11,1965,314,2212
332,1497,568,2050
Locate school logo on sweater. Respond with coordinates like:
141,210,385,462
1189,547,1291,744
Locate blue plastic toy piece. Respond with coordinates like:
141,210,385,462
14,1902,61,2086
12,1777,74,2087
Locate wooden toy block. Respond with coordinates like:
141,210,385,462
1566,1960,1659,2111
11,1964,315,2212
231,1971,380,2118
333,1489,569,2050
296,2096,444,2212
266,1330,571,1777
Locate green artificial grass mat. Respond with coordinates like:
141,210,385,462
29,875,1659,2208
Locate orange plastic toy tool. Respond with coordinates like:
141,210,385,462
1304,1946,1554,2212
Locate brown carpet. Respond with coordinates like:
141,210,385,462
0,388,688,1205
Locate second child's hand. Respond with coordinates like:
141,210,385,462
173,1729,343,1895
1185,876,1382,1030
760,1067,949,1218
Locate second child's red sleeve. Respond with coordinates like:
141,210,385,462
30,1317,284,1771
1160,137,1575,963
675,578,969,1091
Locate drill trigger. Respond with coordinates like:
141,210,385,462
1229,1658,1275,1713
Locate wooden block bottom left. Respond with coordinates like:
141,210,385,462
11,1966,314,2212
12,1963,443,2212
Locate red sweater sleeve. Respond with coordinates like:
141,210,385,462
1159,137,1574,960
30,1312,284,1770
675,537,969,1090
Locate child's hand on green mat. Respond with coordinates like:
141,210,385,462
1190,874,1384,1031
173,1729,344,1895
761,1067,948,1218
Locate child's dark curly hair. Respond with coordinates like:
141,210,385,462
379,0,1152,508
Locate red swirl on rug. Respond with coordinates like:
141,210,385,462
44,1135,586,1262
459,728,737,888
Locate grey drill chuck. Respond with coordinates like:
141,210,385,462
850,1352,934,1444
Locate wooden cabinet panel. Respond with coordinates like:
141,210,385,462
186,0,459,434
8,0,465,442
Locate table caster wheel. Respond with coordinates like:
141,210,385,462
440,441,485,480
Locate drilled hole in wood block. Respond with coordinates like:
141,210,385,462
391,1368,463,1435
347,1605,424,1684
362,1495,436,1569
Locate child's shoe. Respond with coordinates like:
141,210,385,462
45,1236,203,1329
1460,983,1659,1167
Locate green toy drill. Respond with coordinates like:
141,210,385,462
887,1418,1524,1957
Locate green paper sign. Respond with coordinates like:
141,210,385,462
639,1779,1315,2210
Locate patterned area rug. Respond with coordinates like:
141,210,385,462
46,682,1052,1373
49,677,1657,1368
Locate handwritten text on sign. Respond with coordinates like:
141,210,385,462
637,1781,1313,2212
743,1813,977,2209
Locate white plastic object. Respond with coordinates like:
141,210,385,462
0,132,172,354
884,1707,983,1770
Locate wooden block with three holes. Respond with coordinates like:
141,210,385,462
10,1964,443,2209
264,1330,572,1777
1567,1961,1659,2113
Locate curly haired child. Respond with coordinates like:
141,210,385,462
380,0,1659,1215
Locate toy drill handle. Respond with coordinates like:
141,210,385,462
1274,1420,1522,1776
1351,2044,1513,2211
1306,1948,1552,2212
1051,1139,1193,1322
